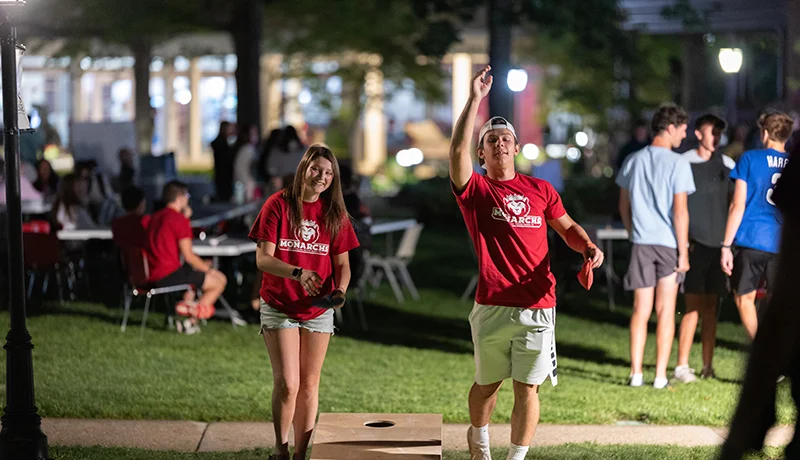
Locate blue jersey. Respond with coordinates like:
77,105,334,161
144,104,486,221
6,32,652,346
730,148,788,254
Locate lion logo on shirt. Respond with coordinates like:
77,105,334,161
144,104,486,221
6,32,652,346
504,194,530,216
279,219,329,255
492,193,542,228
297,220,319,243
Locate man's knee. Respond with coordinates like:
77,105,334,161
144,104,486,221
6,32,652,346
204,271,227,291
512,380,539,398
473,381,502,398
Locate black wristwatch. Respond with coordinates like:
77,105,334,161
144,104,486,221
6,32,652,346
721,243,732,249
292,267,303,279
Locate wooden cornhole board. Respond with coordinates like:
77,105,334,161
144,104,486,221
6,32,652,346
310,413,442,459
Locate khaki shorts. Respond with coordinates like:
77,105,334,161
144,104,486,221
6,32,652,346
469,303,558,386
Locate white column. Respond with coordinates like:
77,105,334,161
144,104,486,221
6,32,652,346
261,53,283,133
361,65,386,175
91,73,105,122
162,62,178,154
188,58,202,162
283,77,304,129
70,69,84,123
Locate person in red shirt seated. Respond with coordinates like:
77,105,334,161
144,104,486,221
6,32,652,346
249,145,359,460
147,180,227,333
111,186,151,249
451,66,604,460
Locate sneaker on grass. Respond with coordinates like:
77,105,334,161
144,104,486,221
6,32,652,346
673,365,697,383
467,426,492,460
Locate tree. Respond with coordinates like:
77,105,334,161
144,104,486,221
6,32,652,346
263,0,481,152
20,0,209,154
21,0,269,151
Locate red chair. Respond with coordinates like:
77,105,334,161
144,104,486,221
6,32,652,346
22,223,64,303
118,246,192,333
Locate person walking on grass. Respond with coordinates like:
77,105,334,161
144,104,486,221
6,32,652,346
674,114,735,383
617,104,695,389
720,111,792,340
249,144,359,460
450,65,604,460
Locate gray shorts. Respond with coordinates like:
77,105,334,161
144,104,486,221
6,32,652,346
469,303,558,386
259,300,335,335
624,244,684,291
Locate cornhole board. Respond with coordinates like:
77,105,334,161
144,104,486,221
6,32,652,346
310,413,442,459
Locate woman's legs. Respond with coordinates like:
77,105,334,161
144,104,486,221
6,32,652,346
293,329,332,459
263,328,301,457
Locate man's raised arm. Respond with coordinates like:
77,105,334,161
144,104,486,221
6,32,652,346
450,65,492,192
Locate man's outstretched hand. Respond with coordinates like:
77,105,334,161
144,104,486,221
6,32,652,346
471,65,493,101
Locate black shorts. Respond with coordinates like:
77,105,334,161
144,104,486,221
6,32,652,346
683,242,729,296
624,244,684,291
730,247,779,296
153,264,206,289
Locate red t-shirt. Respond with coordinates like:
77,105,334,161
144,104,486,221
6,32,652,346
146,207,193,282
112,213,151,249
454,172,566,309
249,192,360,321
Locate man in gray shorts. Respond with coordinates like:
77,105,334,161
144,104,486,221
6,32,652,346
617,104,695,389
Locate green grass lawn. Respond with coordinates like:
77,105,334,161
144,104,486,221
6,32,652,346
48,445,786,460
0,230,795,425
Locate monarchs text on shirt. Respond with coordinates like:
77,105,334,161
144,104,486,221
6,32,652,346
454,172,566,309
249,191,359,321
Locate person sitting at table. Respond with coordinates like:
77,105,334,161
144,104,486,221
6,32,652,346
0,158,43,205
147,180,227,334
75,159,121,226
33,159,59,202
111,186,151,249
51,173,96,231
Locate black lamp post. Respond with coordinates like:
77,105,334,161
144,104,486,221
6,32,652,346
0,1,51,459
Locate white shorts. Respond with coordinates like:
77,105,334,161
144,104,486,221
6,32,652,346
469,303,558,386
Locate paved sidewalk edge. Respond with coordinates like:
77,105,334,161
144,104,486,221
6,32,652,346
41,419,795,452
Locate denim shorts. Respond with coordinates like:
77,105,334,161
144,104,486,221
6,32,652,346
259,300,335,335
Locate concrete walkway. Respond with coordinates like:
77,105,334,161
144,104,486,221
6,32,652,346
41,418,794,452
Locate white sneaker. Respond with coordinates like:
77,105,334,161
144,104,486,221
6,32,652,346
653,377,669,389
629,373,643,387
467,426,492,460
673,365,697,383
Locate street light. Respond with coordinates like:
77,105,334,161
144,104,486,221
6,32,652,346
0,2,53,460
507,68,528,93
718,48,743,74
718,47,743,126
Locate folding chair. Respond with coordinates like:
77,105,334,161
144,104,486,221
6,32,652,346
118,246,192,333
23,223,64,304
366,223,424,303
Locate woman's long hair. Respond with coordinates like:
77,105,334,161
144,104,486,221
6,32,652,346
283,144,347,241
34,159,59,193
279,125,303,153
51,173,82,223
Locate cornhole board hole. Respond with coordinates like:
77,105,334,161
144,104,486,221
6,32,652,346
310,413,442,459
